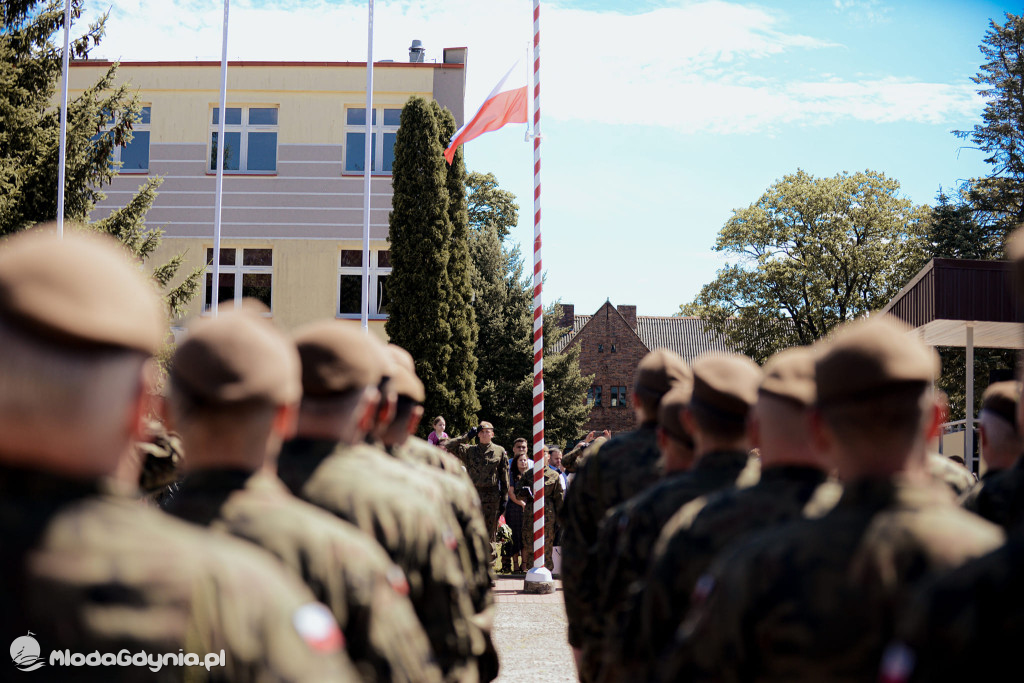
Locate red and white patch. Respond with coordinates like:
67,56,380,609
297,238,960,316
293,602,344,653
879,643,915,683
386,565,410,596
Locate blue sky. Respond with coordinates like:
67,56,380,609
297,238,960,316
85,0,1023,316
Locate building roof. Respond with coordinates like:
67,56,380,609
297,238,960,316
552,313,735,363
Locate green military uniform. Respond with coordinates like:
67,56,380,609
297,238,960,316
0,465,357,682
560,437,605,474
642,466,840,678
516,466,564,571
166,468,442,683
960,457,1024,531
594,449,755,683
446,432,510,546
279,438,483,683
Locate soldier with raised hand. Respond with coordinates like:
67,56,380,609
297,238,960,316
560,348,689,683
443,421,513,551
960,380,1024,529
0,229,354,681
647,346,841,680
680,315,1004,683
596,352,761,683
162,309,441,683
278,320,483,683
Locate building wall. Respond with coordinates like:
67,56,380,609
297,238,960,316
567,301,650,434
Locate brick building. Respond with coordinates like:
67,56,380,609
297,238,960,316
554,301,735,435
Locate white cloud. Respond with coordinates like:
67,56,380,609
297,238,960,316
80,0,977,134
833,0,892,24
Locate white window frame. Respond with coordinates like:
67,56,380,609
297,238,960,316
97,105,151,173
343,107,401,175
337,249,392,319
208,106,279,174
202,247,274,315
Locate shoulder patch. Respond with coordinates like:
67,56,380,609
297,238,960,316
386,564,410,596
293,602,344,653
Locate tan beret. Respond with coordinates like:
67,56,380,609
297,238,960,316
170,310,300,406
0,228,165,353
292,319,384,396
759,346,817,407
634,348,691,400
691,352,762,419
658,384,694,446
479,421,495,430
981,380,1021,430
388,344,417,373
815,315,940,406
387,349,425,403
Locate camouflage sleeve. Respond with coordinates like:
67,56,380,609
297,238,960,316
499,449,510,498
560,453,603,648
561,441,587,473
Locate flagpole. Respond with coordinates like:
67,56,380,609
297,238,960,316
56,0,72,238
525,0,553,591
360,0,375,332
211,0,230,317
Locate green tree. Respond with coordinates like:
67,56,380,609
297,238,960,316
681,169,929,362
956,12,1024,248
433,101,479,428
467,171,519,241
926,187,1002,260
1,0,200,318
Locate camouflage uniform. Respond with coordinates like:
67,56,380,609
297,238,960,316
674,478,1004,683
928,451,976,497
134,418,184,506
0,465,357,681
641,466,840,679
279,438,484,683
165,468,442,683
594,449,755,683
560,422,662,682
445,434,510,546
517,466,564,572
960,457,1024,531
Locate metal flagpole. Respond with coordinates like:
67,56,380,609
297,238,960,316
525,0,553,591
56,0,72,238
211,0,230,317
361,0,375,331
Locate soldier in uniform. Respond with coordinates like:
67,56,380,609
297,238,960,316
560,431,610,474
596,352,761,683
678,315,1004,682
645,346,841,680
560,348,689,682
162,309,442,683
960,380,1024,529
444,421,513,548
517,448,564,572
277,320,484,683
0,229,354,681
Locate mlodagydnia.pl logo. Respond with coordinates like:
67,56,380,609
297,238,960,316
10,631,225,673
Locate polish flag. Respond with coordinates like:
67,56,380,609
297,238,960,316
444,62,528,164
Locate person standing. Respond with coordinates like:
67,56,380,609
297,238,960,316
519,448,564,573
503,447,532,573
444,422,512,548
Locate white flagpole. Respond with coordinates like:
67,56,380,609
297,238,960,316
361,0,375,332
56,0,72,238
212,0,230,317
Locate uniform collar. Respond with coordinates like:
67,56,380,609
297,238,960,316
0,463,106,501
835,475,948,511
694,449,750,473
758,464,829,485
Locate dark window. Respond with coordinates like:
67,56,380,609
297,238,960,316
611,344,617,353
586,388,595,405
619,386,627,407
598,344,604,353
594,386,602,407
610,386,619,407
340,250,363,267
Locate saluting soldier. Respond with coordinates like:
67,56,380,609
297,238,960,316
277,320,484,683
162,309,442,683
444,421,513,547
596,352,761,683
678,315,1004,683
560,348,689,683
0,229,354,681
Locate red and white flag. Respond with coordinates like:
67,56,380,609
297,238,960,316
444,61,528,164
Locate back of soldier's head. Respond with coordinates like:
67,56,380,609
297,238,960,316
633,349,690,418
815,315,939,449
979,380,1022,469
688,352,762,442
0,228,165,475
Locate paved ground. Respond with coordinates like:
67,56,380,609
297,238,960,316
491,576,578,682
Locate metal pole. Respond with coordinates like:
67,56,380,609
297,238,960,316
56,0,72,238
211,0,230,317
360,0,374,331
966,325,975,473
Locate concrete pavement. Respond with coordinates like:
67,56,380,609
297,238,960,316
491,576,579,682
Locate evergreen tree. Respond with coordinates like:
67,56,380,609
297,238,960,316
926,188,1002,260
386,96,457,429
1,0,200,318
433,101,479,429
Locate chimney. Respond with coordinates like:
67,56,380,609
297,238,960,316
617,305,637,330
409,39,425,63
559,304,575,330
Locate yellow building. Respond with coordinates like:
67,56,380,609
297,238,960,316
68,50,468,337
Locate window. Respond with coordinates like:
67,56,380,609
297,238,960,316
594,386,603,407
338,249,392,318
611,344,617,353
209,107,278,173
586,387,595,406
598,344,604,353
203,247,273,313
618,386,627,408
611,386,619,407
611,386,627,407
95,106,150,172
344,107,401,174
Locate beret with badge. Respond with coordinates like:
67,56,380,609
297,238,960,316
815,315,940,406
759,346,817,408
634,348,691,401
0,228,165,354
169,308,300,406
981,380,1021,431
292,319,384,397
690,352,763,420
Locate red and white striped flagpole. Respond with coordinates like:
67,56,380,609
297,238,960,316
530,0,546,573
